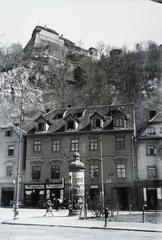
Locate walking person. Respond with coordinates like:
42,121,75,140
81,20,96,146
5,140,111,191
104,207,109,227
44,199,54,216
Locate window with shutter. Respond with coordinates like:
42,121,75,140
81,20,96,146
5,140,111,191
115,118,124,127
146,146,156,155
92,119,101,128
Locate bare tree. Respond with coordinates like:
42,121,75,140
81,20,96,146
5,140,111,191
96,41,105,58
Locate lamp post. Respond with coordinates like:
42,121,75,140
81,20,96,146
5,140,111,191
100,135,104,209
13,87,23,220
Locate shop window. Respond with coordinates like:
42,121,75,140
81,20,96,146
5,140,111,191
90,164,99,178
51,165,60,179
6,165,13,177
33,140,42,152
52,140,60,152
71,139,79,151
147,166,157,179
90,138,98,150
146,146,157,156
115,118,124,127
8,145,14,156
5,130,12,137
32,166,41,180
116,137,125,149
117,163,126,178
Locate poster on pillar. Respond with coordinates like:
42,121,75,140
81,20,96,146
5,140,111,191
70,171,84,210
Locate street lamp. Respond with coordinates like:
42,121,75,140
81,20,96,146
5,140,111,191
13,87,23,220
100,135,104,208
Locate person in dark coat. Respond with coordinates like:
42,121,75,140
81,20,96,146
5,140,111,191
104,207,110,227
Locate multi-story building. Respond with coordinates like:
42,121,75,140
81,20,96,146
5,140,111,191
24,25,98,61
136,111,162,210
24,104,135,209
0,123,26,206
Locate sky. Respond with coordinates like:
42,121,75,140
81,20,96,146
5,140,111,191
0,0,162,50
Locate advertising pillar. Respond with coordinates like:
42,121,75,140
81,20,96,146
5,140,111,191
69,151,85,215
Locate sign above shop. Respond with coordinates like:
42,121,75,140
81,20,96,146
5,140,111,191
90,185,98,189
25,185,44,189
0,177,16,183
46,183,63,189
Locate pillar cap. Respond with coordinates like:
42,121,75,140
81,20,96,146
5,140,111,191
69,151,85,170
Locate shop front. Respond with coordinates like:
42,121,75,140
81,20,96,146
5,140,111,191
143,187,162,210
0,178,16,206
24,178,64,207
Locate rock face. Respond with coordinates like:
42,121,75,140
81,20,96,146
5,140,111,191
0,25,100,130
0,65,56,131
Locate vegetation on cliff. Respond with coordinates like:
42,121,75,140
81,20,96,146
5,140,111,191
0,40,161,131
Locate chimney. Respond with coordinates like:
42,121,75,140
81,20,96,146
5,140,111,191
13,123,20,127
45,109,50,113
45,25,47,29
150,111,156,119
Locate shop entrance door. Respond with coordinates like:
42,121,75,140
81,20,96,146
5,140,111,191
32,190,40,207
90,189,100,201
147,189,157,210
117,188,128,210
2,188,14,206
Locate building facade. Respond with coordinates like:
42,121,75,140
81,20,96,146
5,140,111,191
24,25,98,61
136,111,162,210
0,123,26,206
24,104,135,209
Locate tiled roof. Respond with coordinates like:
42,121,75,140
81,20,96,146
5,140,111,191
28,104,134,134
33,26,59,36
0,123,26,135
59,36,75,45
137,112,162,137
149,112,162,123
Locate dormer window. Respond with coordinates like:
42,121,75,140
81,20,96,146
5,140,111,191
93,119,101,128
90,111,104,130
64,113,78,131
54,113,63,119
67,120,75,130
115,118,124,127
38,123,45,131
147,127,155,134
74,112,82,118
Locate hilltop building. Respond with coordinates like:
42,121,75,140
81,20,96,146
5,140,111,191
24,25,98,62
